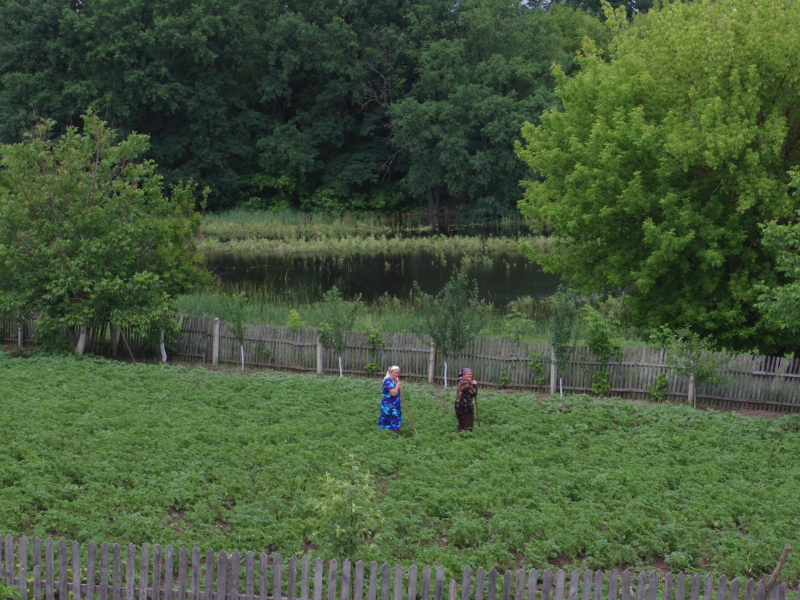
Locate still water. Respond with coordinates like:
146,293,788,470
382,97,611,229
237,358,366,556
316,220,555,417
207,251,562,306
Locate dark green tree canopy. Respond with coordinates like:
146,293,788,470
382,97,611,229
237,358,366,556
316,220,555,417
0,0,607,217
516,0,800,354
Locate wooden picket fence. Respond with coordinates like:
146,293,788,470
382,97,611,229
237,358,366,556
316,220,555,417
4,316,800,412
168,317,800,412
0,536,793,600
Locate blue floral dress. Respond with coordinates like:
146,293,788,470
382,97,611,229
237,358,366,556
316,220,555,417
379,377,403,431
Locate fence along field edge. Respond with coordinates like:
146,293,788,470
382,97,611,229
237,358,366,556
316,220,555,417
3,317,800,412
0,535,794,600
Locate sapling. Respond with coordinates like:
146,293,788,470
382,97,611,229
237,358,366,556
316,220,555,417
316,287,360,376
548,286,578,397
651,326,728,408
414,269,484,387
225,293,248,370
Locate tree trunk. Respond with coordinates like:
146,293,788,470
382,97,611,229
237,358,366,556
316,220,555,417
75,325,88,355
110,325,119,357
428,188,442,232
688,374,696,408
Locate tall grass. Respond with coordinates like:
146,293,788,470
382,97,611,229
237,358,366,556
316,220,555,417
173,282,646,345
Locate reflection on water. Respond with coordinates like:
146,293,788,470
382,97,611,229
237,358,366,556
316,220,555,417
206,251,561,306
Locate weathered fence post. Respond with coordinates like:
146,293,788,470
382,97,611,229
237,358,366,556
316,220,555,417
212,318,220,366
317,341,324,375
550,346,557,395
428,341,436,384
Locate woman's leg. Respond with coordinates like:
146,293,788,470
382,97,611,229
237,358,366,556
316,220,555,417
463,410,474,431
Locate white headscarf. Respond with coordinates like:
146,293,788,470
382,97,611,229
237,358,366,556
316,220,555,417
384,365,400,381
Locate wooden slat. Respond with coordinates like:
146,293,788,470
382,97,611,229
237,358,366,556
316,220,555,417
463,568,473,600
259,555,269,600
204,549,215,600
342,561,351,600
487,567,497,600
555,571,565,600
179,548,189,600
153,545,162,600
435,568,445,600
288,556,297,600
607,571,618,600
421,566,432,600
393,565,403,600
354,562,364,600
18,536,28,600
316,559,326,600
408,566,418,600
33,537,43,600
100,543,110,600
475,569,486,600
329,560,339,600
303,558,312,600
217,551,228,600
568,571,579,600
165,547,175,600
542,570,553,600
125,544,135,600
74,541,83,600
46,538,55,600
244,553,255,600
6,535,15,586
232,552,241,600
273,555,283,600
192,548,201,600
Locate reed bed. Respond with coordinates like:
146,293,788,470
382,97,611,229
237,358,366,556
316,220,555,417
199,233,554,257
200,208,533,243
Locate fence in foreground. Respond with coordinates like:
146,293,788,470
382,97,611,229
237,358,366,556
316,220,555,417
4,317,800,412
0,536,793,600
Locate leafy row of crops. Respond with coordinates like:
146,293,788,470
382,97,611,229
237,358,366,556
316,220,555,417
1,352,799,580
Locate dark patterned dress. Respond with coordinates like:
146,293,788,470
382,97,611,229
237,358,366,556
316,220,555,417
455,377,478,432
379,377,403,431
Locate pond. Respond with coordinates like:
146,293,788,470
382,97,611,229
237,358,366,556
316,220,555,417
206,250,562,306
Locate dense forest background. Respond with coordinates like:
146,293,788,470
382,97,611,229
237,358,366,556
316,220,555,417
0,0,640,217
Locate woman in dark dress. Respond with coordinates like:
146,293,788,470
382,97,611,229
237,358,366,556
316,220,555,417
379,365,403,436
455,367,478,432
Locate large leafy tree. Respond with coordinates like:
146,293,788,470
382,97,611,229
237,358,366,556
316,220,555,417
0,112,211,352
516,0,800,354
391,0,567,222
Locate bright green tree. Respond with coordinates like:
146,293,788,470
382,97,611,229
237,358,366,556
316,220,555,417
516,0,800,355
0,112,211,353
756,168,800,337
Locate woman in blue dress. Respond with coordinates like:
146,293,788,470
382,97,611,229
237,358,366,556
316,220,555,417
379,365,403,436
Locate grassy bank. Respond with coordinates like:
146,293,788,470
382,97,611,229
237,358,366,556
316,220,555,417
3,353,800,578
